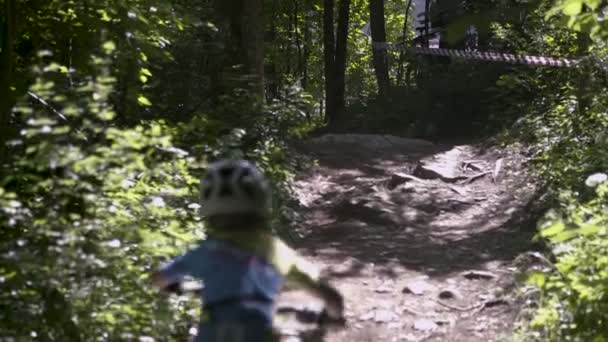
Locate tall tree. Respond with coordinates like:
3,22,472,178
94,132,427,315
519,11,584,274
294,0,303,82
396,0,414,86
324,0,350,127
0,0,16,165
213,0,265,103
369,0,390,97
267,0,280,99
302,0,312,90
323,0,336,124
423,0,431,47
333,0,350,124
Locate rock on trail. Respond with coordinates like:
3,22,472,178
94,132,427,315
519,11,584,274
281,134,539,342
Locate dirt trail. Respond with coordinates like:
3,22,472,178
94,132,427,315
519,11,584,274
283,134,540,342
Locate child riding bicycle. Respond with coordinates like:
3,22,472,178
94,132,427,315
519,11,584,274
151,159,345,341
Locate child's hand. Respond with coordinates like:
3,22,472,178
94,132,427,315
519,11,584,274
324,294,344,319
151,270,185,292
165,282,184,295
317,280,344,320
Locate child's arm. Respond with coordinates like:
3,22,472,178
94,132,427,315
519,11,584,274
275,240,344,318
289,256,344,318
151,246,206,292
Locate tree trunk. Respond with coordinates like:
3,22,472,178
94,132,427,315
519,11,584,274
295,0,303,84
286,1,293,78
302,0,311,90
396,0,413,86
333,0,350,125
369,0,390,97
432,0,453,49
323,0,336,125
424,0,430,47
267,0,279,100
0,0,16,167
575,32,591,137
213,0,265,104
241,0,265,101
43,286,82,341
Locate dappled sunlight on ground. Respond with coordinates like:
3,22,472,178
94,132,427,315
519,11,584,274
285,134,541,341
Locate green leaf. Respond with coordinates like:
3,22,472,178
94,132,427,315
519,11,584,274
102,41,117,53
0,271,17,281
528,272,547,287
44,62,68,73
551,229,579,243
151,124,162,137
568,15,581,30
576,224,601,236
541,221,566,237
562,0,583,16
137,95,152,106
51,126,71,135
27,118,57,126
98,9,112,22
98,76,117,84
139,68,152,84
52,95,67,102
99,110,116,121
583,0,601,10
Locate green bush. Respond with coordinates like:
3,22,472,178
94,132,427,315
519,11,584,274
515,59,608,342
491,2,608,340
527,180,608,341
0,3,311,337
0,116,202,339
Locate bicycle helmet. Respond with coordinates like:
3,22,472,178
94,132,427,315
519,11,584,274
199,159,272,217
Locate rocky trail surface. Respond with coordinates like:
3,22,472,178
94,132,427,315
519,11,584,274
278,134,542,342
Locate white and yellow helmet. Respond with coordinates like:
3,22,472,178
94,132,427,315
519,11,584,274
199,159,272,217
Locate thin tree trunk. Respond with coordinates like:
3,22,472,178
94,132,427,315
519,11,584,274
423,0,430,47
213,0,265,104
0,0,16,167
116,17,136,123
242,0,265,102
268,0,279,99
333,0,350,124
323,0,336,125
286,1,293,78
397,0,413,86
43,287,82,341
295,0,304,85
369,0,390,97
302,0,311,90
575,32,591,137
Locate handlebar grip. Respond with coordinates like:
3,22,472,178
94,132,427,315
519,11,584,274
275,306,346,329
165,282,184,295
163,280,202,295
318,309,347,327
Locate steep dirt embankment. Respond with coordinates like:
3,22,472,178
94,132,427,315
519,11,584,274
281,134,540,342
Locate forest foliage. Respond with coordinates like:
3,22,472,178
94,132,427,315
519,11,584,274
0,0,607,340
494,1,608,340
0,0,312,339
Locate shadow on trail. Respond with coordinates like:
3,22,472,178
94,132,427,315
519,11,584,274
294,135,455,173
298,193,541,278
293,140,544,279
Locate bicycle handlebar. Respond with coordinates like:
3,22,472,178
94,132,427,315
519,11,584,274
164,279,203,295
162,278,346,342
275,306,346,327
